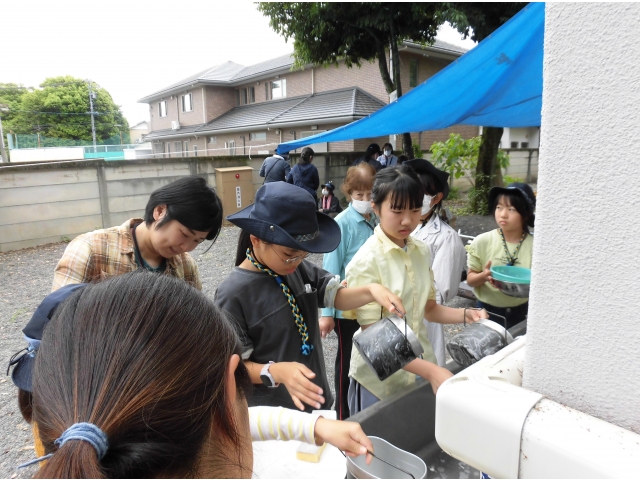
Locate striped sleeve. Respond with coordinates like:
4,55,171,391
249,406,320,445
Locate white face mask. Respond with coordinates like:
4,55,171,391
384,149,392,156
421,194,435,215
352,199,373,214
322,189,330,196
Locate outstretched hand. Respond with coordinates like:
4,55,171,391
367,284,406,318
314,417,374,464
270,362,325,410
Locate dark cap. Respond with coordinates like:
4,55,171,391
7,283,86,392
321,181,336,193
226,182,341,253
404,159,451,200
489,182,536,211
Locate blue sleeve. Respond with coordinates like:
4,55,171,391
284,161,291,180
312,167,320,191
259,159,267,177
286,165,295,184
321,219,349,318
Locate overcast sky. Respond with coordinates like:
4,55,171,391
3,0,476,127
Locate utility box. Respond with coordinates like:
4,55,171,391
215,167,254,223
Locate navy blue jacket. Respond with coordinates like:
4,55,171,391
287,162,319,200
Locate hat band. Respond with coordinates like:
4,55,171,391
294,230,319,242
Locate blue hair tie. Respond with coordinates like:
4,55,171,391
17,422,108,470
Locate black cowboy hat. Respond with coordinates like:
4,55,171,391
227,182,341,253
404,159,451,200
7,283,86,392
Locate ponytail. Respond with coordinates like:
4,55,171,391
30,272,250,478
235,229,253,266
36,437,104,479
300,147,314,164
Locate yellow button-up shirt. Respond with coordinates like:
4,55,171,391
344,225,437,400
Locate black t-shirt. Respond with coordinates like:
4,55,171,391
214,260,335,412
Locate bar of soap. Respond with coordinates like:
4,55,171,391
296,441,327,463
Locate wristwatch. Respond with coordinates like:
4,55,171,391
260,361,278,388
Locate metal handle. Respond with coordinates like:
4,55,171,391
485,311,508,344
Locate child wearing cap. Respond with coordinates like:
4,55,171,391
406,159,467,366
318,180,343,218
466,182,536,329
215,182,406,413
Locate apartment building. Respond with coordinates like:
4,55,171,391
139,40,479,157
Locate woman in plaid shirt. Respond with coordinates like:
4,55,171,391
52,176,222,291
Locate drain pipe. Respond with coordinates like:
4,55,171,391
436,337,640,478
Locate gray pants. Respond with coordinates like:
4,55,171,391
347,378,380,416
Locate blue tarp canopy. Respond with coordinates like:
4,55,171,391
276,2,544,155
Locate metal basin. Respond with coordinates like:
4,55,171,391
347,436,427,479
492,278,530,298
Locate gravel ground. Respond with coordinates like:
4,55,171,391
0,215,493,477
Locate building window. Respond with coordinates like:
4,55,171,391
236,88,249,106
249,132,267,141
271,79,286,99
174,141,183,157
159,101,167,117
181,93,193,112
510,141,519,148
409,59,419,88
153,142,165,157
265,82,270,100
208,136,217,144
248,86,255,104
226,140,236,155
520,142,529,148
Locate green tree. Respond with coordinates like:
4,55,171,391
431,133,510,214
440,2,525,213
258,2,444,158
11,76,128,143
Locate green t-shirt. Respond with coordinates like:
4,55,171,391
466,229,533,308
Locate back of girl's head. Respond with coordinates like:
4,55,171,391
491,191,535,233
340,163,377,198
32,271,250,479
144,176,223,242
365,143,381,159
372,164,424,210
300,147,314,164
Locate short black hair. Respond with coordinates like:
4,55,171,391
490,191,535,234
365,143,381,159
372,164,424,211
382,142,393,151
397,155,409,164
144,176,223,241
416,172,445,214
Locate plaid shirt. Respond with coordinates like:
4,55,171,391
52,218,202,291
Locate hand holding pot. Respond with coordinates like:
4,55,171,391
464,308,489,324
368,284,406,317
314,417,374,464
270,362,325,411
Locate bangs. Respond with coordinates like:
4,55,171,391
372,165,424,210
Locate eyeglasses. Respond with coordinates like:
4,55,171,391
269,245,310,265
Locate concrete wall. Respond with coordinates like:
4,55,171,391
0,153,360,252
523,3,640,434
0,157,247,253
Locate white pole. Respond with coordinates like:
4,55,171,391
88,81,97,153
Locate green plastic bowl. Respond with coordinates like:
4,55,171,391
491,265,531,284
